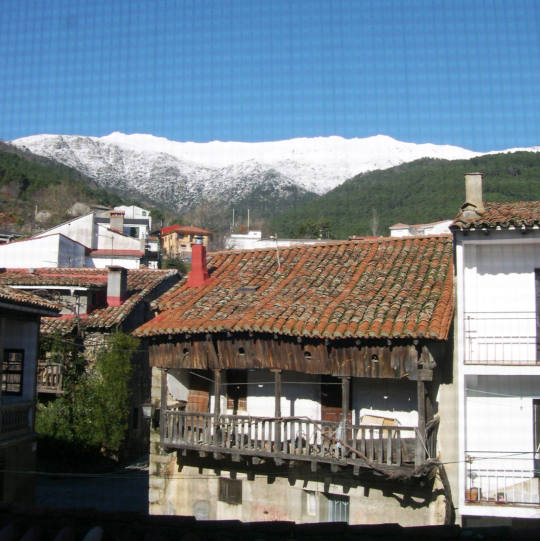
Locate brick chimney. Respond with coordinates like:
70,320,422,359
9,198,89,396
107,266,128,306
109,210,125,232
186,244,213,287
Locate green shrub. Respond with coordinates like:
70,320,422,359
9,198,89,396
36,332,139,460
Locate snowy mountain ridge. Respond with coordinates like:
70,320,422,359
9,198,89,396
11,132,538,214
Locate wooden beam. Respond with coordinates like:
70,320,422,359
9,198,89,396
214,369,221,418
341,376,350,447
415,379,426,468
160,368,168,442
273,369,282,452
149,334,422,379
273,370,282,417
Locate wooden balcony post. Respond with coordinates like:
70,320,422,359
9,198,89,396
272,369,282,451
160,368,168,442
341,377,350,447
214,369,222,418
415,378,426,467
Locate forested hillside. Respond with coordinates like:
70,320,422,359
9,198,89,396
0,142,167,232
269,152,540,238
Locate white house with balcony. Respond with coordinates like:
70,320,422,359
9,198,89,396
452,173,540,526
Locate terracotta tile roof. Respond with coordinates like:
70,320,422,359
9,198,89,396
0,285,61,312
135,235,454,341
452,201,540,230
0,268,178,334
161,224,212,236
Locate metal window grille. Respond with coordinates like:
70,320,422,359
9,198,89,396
2,349,24,395
326,493,349,522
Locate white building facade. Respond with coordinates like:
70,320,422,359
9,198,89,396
452,174,540,526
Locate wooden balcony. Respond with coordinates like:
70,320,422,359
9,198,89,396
36,362,64,394
0,402,34,440
161,410,439,473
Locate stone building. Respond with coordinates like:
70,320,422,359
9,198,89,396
134,238,455,525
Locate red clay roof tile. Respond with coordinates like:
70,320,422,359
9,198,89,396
452,201,540,230
0,268,177,333
0,285,61,312
135,236,454,341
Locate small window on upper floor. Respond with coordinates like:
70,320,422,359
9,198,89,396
2,349,24,395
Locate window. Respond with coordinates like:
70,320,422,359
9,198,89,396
325,493,349,522
218,477,242,504
2,350,24,395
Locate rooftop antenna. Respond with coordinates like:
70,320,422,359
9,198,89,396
271,234,281,272
232,208,235,232
247,208,250,231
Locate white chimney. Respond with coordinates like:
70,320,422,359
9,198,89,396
107,266,127,306
464,172,484,211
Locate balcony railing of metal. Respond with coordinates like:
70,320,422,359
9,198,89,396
160,410,437,469
0,402,34,439
36,362,64,394
464,312,538,365
465,452,539,506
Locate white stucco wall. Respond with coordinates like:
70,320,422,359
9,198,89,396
462,239,540,364
0,235,84,268
456,232,540,520
351,379,418,427
90,256,140,269
39,213,95,248
96,224,142,251
246,371,321,419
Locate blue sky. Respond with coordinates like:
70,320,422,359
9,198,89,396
1,0,539,151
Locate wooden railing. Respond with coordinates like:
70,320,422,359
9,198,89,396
0,402,33,439
37,362,64,394
161,411,434,468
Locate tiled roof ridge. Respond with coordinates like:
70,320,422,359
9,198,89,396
452,200,540,229
0,285,61,311
209,233,453,257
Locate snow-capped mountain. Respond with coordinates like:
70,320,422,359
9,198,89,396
9,132,499,213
